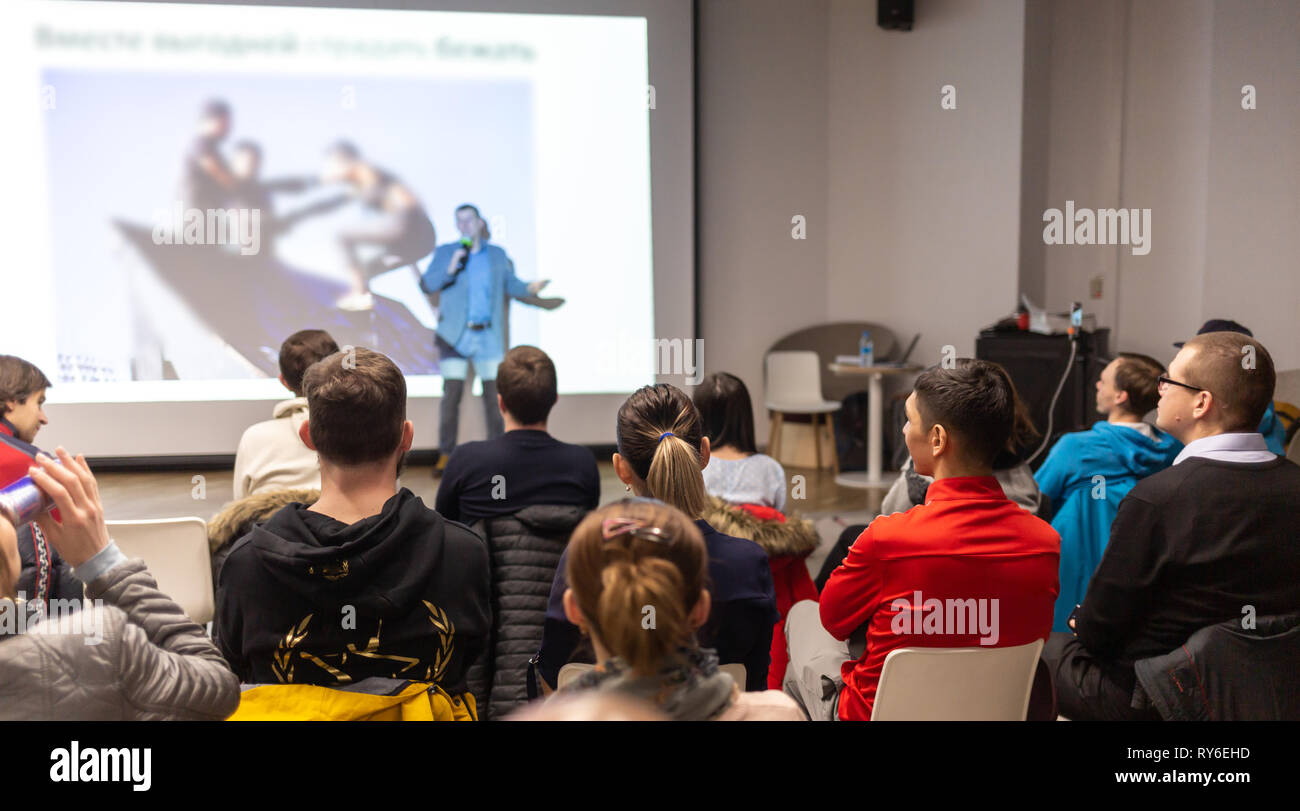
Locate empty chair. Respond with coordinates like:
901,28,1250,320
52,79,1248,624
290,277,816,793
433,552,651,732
869,639,1045,721
764,351,841,472
106,517,214,625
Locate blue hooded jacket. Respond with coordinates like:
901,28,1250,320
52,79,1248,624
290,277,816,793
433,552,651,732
1259,403,1287,456
1034,421,1182,631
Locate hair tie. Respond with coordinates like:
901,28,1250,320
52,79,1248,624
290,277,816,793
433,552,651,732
657,432,675,443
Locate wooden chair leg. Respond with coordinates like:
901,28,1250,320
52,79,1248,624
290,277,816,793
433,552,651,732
827,412,841,474
812,412,823,470
770,411,785,462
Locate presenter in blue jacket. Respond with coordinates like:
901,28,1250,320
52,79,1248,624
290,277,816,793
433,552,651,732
420,204,560,473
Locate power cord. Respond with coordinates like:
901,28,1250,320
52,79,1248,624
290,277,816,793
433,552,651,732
1025,335,1078,467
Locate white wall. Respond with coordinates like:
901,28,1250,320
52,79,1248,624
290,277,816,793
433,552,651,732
1034,0,1297,369
825,0,1026,367
1201,0,1300,371
697,0,829,433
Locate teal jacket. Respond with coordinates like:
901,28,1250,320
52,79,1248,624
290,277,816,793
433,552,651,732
1034,421,1182,631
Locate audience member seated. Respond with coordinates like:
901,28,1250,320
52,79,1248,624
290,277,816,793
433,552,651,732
435,344,599,524
1176,319,1287,454
550,499,803,720
215,348,491,712
434,345,599,718
0,450,240,720
535,383,778,692
785,360,1060,720
233,329,339,500
1042,332,1300,721
694,370,817,689
1035,352,1181,631
695,372,787,510
0,355,82,606
814,359,1043,590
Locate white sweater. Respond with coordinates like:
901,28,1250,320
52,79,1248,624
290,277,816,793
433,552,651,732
232,398,321,500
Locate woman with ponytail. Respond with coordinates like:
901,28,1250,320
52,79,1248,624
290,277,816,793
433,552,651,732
555,499,802,720
534,384,778,693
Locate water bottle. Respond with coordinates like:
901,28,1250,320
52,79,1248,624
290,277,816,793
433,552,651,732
858,330,874,367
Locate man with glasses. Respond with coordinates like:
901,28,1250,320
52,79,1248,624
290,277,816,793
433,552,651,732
1042,331,1300,720
1173,319,1289,454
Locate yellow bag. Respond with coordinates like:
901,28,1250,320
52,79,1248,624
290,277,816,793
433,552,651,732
228,679,478,721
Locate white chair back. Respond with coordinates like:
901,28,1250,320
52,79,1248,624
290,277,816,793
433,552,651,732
106,517,214,625
870,639,1045,721
765,351,835,411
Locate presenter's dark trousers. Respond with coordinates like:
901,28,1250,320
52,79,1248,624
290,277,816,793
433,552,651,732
1041,632,1161,721
437,333,505,459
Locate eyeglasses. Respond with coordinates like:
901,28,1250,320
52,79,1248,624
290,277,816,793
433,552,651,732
1157,375,1207,395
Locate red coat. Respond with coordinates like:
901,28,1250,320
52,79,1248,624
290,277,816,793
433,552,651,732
820,476,1059,721
707,501,820,689
0,419,41,489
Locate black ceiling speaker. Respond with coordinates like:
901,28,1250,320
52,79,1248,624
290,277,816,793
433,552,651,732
878,0,914,31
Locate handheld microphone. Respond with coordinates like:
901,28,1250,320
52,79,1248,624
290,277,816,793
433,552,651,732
454,236,473,274
439,237,475,292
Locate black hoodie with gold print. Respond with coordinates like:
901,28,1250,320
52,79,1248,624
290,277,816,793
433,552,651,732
214,488,490,694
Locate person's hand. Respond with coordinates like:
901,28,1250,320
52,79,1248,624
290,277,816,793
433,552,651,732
448,247,468,275
527,279,550,295
30,448,111,568
533,296,565,310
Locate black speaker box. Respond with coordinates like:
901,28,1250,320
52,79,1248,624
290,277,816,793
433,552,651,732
976,329,1111,469
878,0,914,31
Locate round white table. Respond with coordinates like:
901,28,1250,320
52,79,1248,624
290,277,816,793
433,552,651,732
827,362,922,489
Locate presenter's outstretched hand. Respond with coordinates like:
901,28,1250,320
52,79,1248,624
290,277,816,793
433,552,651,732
526,279,550,296
30,448,111,568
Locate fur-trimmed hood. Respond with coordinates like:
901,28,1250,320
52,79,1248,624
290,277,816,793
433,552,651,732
701,496,819,559
207,488,320,554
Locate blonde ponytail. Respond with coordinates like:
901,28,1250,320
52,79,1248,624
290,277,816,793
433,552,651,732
646,435,708,518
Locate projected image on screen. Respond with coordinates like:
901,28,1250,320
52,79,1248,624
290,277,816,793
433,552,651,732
45,71,536,382
4,1,655,403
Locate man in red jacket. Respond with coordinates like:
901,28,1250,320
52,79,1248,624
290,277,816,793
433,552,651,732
784,360,1059,720
0,355,82,608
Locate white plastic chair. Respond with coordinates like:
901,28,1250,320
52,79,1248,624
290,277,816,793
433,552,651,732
105,517,214,625
764,351,841,471
869,639,1045,721
555,662,747,692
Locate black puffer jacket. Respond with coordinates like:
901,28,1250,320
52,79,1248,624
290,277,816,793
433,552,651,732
469,504,588,720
